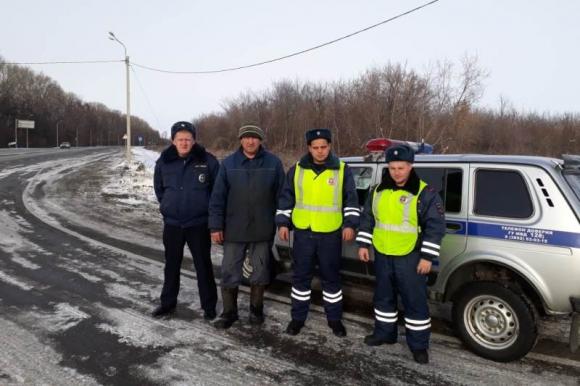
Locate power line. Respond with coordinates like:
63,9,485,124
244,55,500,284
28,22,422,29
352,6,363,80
2,1,439,74
131,0,440,75
2,59,123,65
130,65,163,130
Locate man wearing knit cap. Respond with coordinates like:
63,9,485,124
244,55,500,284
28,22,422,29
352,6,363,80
152,121,219,320
237,124,265,140
209,124,285,329
356,144,445,364
276,128,359,337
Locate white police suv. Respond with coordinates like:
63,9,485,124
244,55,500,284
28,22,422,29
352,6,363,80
273,138,580,362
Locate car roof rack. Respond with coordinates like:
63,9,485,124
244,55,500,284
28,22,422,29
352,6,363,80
563,154,580,172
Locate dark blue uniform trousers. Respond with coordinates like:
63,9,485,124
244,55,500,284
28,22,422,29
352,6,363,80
160,223,217,313
291,229,343,322
373,250,431,351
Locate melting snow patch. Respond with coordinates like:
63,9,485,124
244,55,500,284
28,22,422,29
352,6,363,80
98,268,126,282
57,265,103,283
97,306,179,348
0,316,100,386
11,256,41,270
0,210,46,255
133,147,160,170
100,147,159,207
117,197,146,206
0,270,34,291
18,303,91,333
104,282,154,309
50,303,91,332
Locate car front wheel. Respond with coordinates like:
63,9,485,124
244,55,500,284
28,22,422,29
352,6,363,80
452,281,538,362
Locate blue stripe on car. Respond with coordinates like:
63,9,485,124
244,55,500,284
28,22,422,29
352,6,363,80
444,220,580,249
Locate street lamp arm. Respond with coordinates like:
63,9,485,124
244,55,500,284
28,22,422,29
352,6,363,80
108,32,127,58
108,31,131,162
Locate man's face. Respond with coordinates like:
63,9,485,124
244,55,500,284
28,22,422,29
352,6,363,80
388,161,413,186
240,136,261,156
172,131,194,157
308,138,331,164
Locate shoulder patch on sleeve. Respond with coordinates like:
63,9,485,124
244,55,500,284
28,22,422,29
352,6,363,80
427,185,436,192
435,202,444,215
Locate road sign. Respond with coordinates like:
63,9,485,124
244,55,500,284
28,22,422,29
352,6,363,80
17,120,35,129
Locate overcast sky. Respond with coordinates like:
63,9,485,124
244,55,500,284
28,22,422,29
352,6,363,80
1,0,578,138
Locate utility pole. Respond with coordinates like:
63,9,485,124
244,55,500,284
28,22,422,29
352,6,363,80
56,121,61,147
109,32,132,162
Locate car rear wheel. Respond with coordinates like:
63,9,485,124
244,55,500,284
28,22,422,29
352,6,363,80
452,281,538,362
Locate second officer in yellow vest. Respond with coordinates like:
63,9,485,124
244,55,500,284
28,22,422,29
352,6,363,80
357,144,445,364
277,128,359,337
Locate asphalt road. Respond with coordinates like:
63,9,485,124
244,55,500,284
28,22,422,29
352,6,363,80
0,147,579,385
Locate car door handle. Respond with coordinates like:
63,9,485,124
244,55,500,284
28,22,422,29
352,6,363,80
445,221,464,234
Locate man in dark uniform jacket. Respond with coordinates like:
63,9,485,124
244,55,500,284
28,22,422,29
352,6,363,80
276,128,359,337
152,121,219,320
357,144,445,364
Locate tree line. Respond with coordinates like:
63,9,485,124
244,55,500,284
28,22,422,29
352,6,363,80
0,56,162,148
194,58,579,157
2,55,577,156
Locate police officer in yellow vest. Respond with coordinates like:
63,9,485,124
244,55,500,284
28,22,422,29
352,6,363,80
357,144,445,364
277,128,359,337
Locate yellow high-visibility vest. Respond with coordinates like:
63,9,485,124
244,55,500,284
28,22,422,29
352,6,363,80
372,181,427,255
292,162,345,232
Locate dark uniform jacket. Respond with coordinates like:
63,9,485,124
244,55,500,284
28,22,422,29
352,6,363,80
208,146,285,242
275,153,360,231
154,143,219,228
356,169,446,261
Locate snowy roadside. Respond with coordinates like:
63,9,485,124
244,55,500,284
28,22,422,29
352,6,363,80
28,147,224,265
100,147,160,208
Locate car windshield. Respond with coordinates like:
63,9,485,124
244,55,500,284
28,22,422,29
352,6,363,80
564,172,580,202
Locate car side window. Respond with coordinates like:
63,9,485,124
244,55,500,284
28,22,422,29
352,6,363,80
350,166,374,207
415,167,463,213
446,169,463,213
474,169,533,218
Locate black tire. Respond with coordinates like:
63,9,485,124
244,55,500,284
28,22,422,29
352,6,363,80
452,281,538,362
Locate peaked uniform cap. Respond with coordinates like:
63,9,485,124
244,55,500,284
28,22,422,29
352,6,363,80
171,121,196,139
385,144,415,163
305,128,332,144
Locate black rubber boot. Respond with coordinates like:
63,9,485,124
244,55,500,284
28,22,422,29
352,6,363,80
203,309,217,321
412,349,429,364
364,334,397,346
285,320,305,336
151,304,176,318
249,285,265,325
328,320,347,337
214,287,239,329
